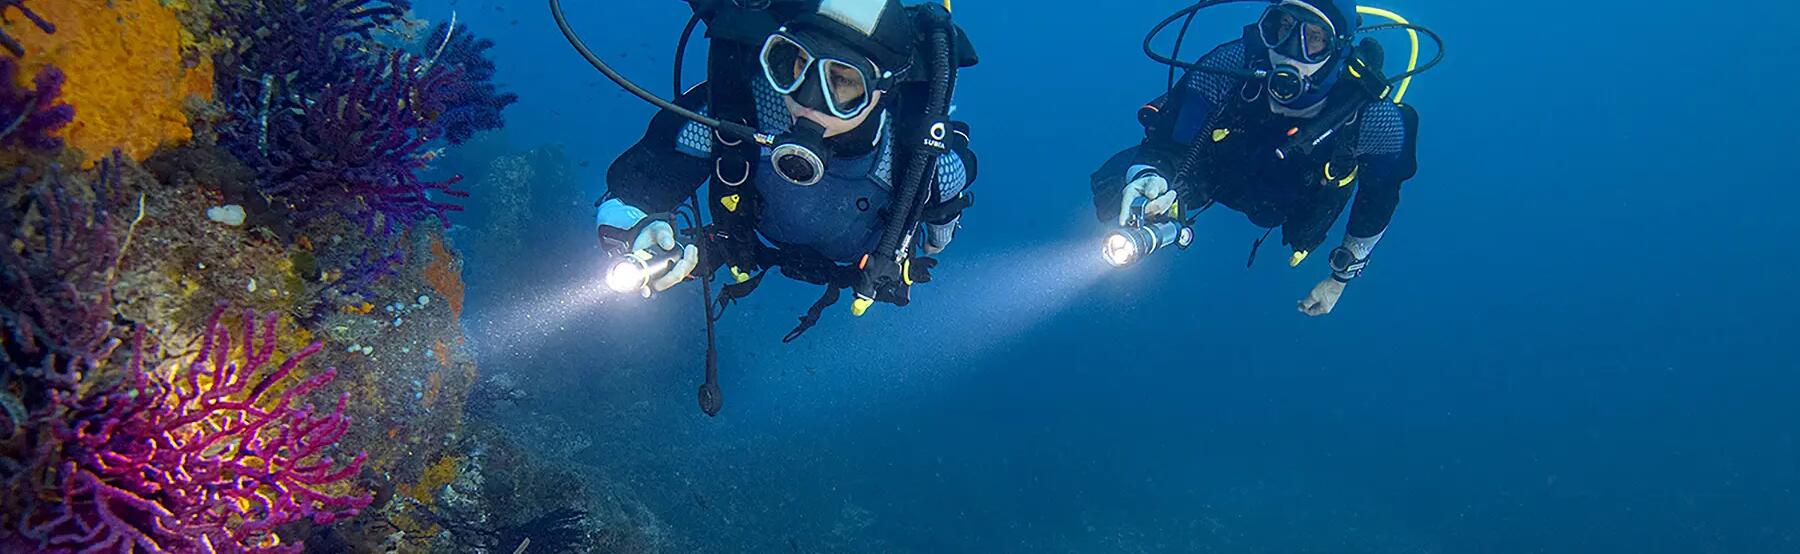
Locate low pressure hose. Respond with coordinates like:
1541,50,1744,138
550,0,769,145
892,27,955,255
864,16,954,303
1142,0,1264,79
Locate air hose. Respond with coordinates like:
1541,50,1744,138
858,7,955,306
550,0,770,145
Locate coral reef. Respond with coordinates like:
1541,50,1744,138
418,21,517,145
0,160,126,542
111,149,313,332
211,0,411,167
423,235,465,319
0,154,125,394
5,0,214,164
12,309,369,553
0,157,372,554
265,52,468,237
2,2,545,552
0,56,73,151
0,0,53,58
209,2,517,291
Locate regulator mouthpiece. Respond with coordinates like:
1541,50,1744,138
1268,65,1309,104
770,118,831,186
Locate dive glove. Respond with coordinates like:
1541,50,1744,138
1119,170,1178,226
921,216,960,255
597,199,699,296
879,256,936,306
1300,232,1384,316
1298,278,1345,317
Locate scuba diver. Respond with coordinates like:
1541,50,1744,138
1092,0,1441,316
551,0,977,415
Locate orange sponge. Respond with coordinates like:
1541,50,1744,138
4,0,213,165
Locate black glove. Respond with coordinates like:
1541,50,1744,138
875,257,937,306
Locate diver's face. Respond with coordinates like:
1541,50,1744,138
784,89,883,138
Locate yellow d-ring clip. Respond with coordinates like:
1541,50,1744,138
851,296,874,316
1324,163,1359,187
730,266,751,284
720,194,741,212
1289,250,1310,267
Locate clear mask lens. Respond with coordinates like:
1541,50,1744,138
1259,5,1336,63
820,60,871,118
761,35,813,93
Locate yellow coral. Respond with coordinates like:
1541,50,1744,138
398,455,462,507
5,0,214,165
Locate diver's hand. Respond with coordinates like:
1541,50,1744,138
632,221,700,296
1297,278,1346,317
1119,172,1178,226
921,217,959,255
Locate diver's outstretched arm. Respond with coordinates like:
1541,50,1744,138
603,87,715,214
1341,101,1419,258
1130,41,1248,202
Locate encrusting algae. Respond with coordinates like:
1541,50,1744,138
424,235,465,319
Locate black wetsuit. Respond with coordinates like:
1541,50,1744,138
1096,40,1418,257
604,76,976,265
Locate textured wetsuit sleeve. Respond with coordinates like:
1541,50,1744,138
1131,41,1247,179
923,122,976,222
936,143,975,200
603,91,714,214
1346,102,1418,238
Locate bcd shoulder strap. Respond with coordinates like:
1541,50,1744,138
702,37,765,278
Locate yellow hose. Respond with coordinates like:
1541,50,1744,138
1355,6,1419,103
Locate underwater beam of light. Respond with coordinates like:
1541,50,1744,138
896,238,1117,363
464,258,626,361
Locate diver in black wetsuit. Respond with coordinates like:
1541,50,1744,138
1093,0,1437,317
553,0,976,414
596,0,977,316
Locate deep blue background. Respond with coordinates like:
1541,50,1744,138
430,0,1799,551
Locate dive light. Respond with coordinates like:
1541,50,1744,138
1103,196,1194,268
604,247,683,294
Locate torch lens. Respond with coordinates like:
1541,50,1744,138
605,259,649,293
1103,233,1138,267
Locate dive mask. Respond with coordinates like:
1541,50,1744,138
1258,2,1341,64
760,30,896,120
1258,3,1348,106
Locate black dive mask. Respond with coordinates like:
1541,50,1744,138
770,118,831,186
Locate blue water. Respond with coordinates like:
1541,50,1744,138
434,0,1799,551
